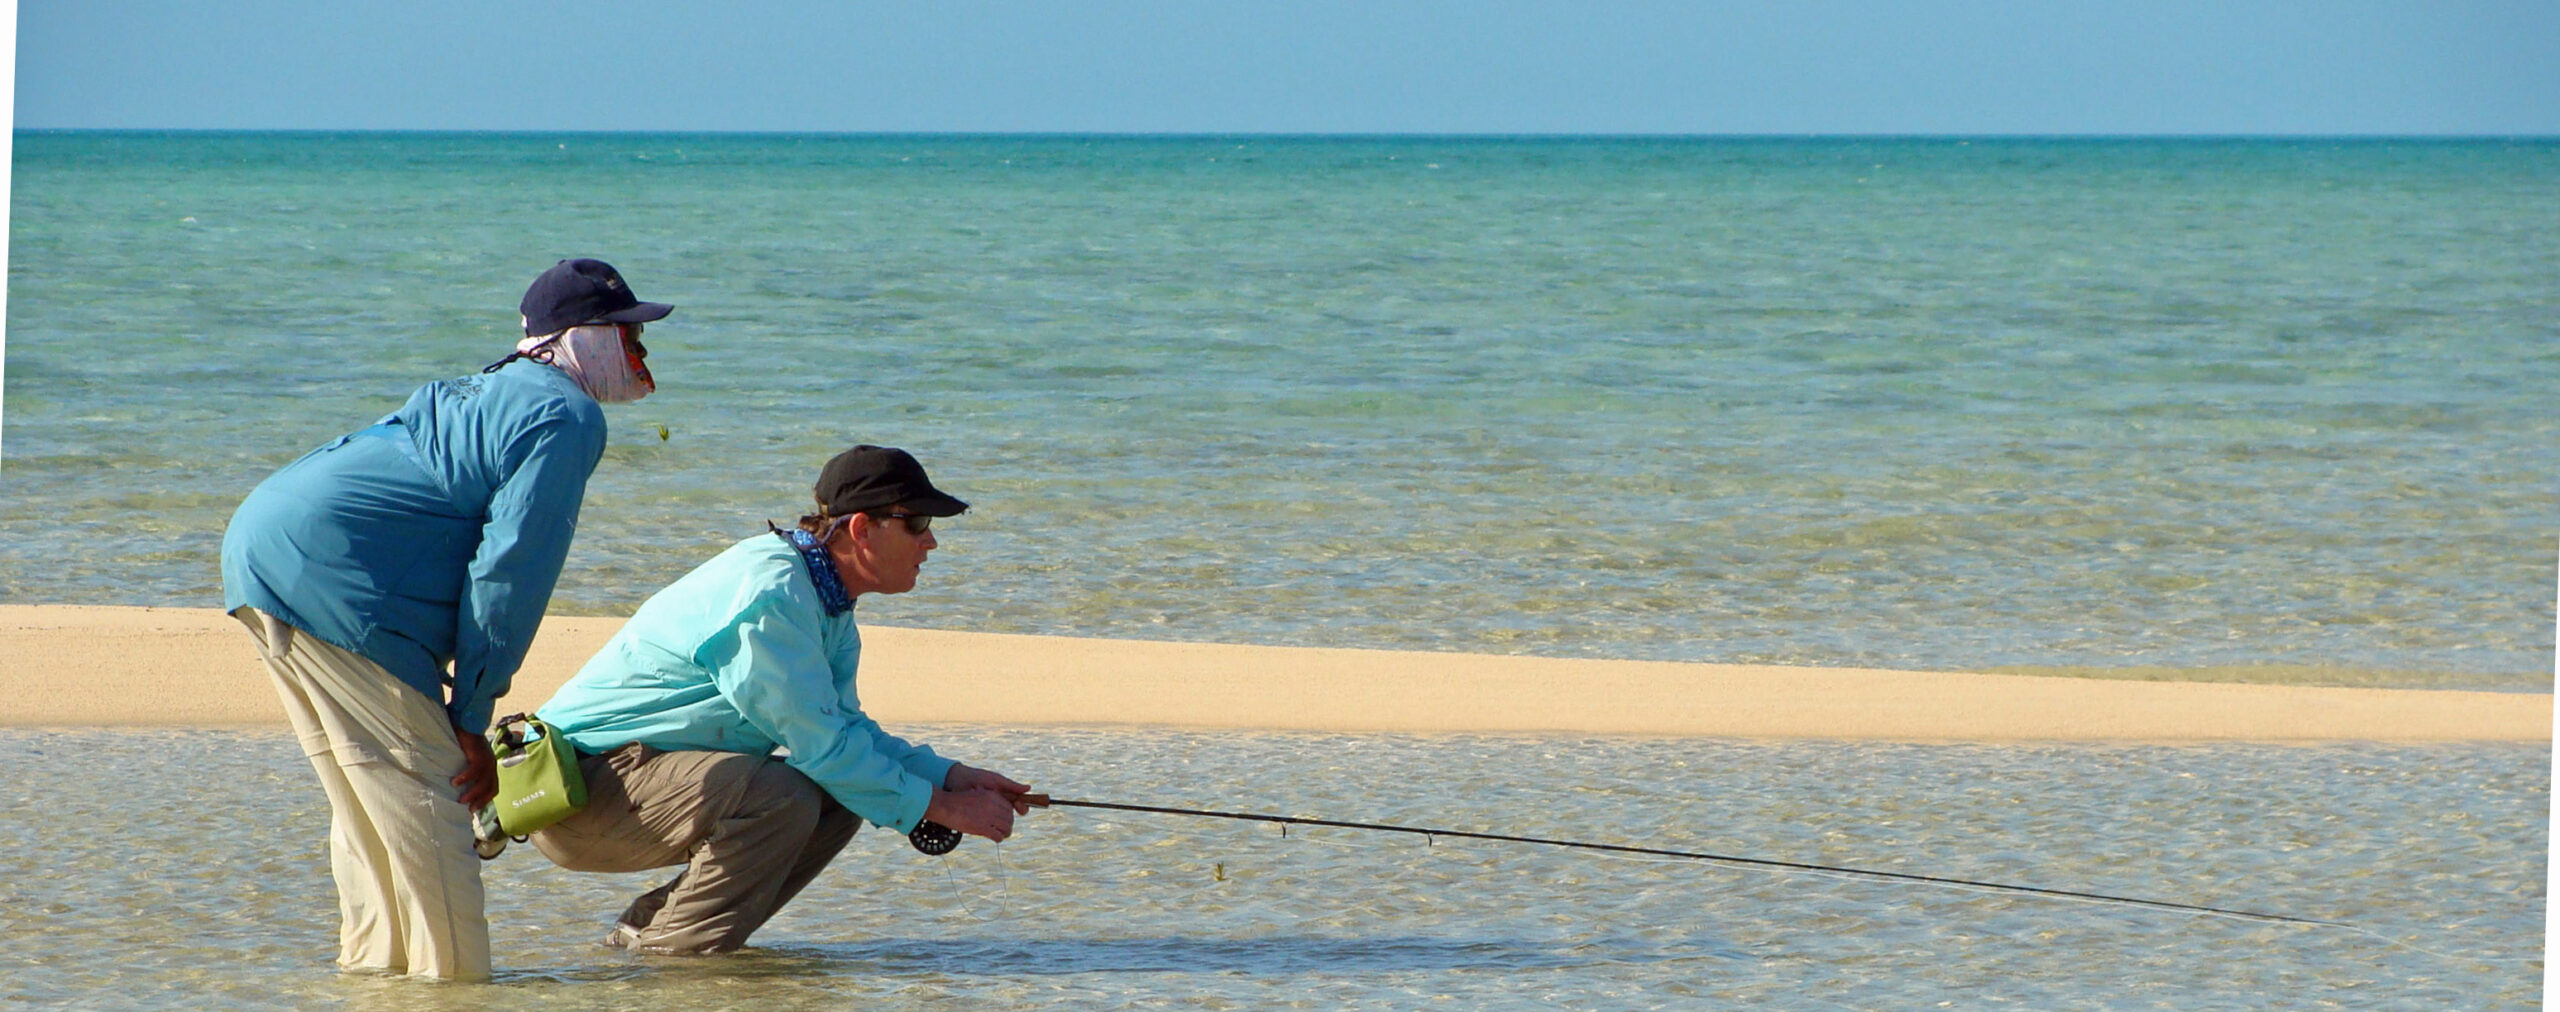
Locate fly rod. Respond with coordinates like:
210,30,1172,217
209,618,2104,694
911,795,2340,927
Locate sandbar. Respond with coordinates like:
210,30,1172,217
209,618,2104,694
0,605,2545,742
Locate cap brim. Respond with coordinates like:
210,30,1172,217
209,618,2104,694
599,301,675,324
899,491,970,517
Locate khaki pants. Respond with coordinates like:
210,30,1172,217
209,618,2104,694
531,744,860,954
235,607,490,982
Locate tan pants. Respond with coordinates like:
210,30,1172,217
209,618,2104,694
531,744,860,954
235,607,490,982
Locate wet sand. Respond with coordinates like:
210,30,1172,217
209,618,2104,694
0,605,2545,741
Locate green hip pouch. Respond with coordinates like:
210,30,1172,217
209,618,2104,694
487,713,587,837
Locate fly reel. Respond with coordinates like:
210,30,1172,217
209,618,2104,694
908,819,963,855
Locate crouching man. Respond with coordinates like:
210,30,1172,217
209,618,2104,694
531,444,1031,953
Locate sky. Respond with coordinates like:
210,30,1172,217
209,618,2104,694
11,1,2560,135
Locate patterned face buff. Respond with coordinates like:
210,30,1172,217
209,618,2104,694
516,324,654,403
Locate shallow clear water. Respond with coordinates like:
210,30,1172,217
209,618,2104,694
2,728,2544,1009
5,134,2556,688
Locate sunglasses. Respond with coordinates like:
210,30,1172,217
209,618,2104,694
871,512,933,534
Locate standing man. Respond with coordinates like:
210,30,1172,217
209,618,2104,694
531,445,1031,955
222,259,674,981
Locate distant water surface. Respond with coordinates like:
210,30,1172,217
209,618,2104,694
4,134,2554,688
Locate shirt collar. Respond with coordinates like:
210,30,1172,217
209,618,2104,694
774,527,854,616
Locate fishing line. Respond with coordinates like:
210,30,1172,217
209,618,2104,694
915,799,2539,965
932,841,1020,923
2326,923,2540,965
924,795,2344,928
931,852,992,922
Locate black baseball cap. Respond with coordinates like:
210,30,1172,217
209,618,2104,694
816,445,970,517
520,258,675,337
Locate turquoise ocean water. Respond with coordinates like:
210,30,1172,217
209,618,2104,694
3,136,2550,1008
4,133,2556,686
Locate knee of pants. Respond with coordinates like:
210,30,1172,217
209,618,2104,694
735,761,830,835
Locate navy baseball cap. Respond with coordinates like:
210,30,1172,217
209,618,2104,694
816,446,970,517
520,258,675,337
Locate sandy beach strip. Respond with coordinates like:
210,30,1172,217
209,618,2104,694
0,605,2546,742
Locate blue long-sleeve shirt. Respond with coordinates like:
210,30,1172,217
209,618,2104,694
222,360,607,734
536,535,955,832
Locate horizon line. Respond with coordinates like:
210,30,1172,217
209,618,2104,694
12,127,2560,142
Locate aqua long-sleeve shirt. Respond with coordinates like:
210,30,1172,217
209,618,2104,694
222,360,607,734
536,535,955,833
